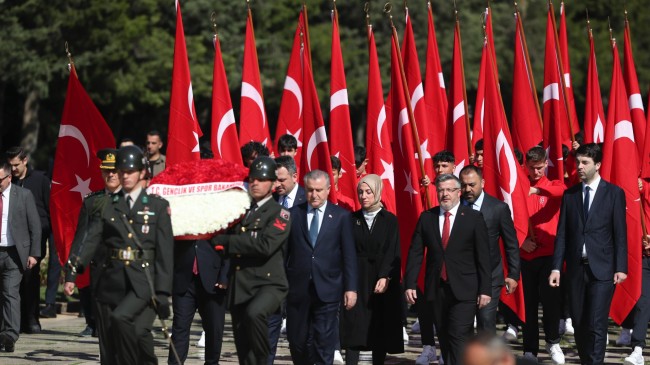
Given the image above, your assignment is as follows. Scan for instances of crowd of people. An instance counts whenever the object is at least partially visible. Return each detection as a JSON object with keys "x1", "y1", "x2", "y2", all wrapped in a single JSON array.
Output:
[{"x1": 0, "y1": 131, "x2": 649, "y2": 365}]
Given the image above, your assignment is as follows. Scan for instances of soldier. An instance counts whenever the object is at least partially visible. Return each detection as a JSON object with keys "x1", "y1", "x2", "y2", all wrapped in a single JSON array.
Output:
[
  {"x1": 64, "y1": 145, "x2": 173, "y2": 365},
  {"x1": 211, "y1": 156, "x2": 291, "y2": 365}
]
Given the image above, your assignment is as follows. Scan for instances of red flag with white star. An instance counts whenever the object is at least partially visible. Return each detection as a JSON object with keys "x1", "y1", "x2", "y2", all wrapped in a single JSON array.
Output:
[
  {"x1": 239, "y1": 9, "x2": 273, "y2": 152},
  {"x1": 402, "y1": 6, "x2": 434, "y2": 206},
  {"x1": 542, "y1": 8, "x2": 566, "y2": 181},
  {"x1": 511, "y1": 11, "x2": 543, "y2": 153},
  {"x1": 389, "y1": 35, "x2": 424, "y2": 282},
  {"x1": 167, "y1": 0, "x2": 203, "y2": 166},
  {"x1": 51, "y1": 65, "x2": 115, "y2": 287},
  {"x1": 472, "y1": 7, "x2": 498, "y2": 148},
  {"x1": 329, "y1": 8, "x2": 358, "y2": 209},
  {"x1": 365, "y1": 24, "x2": 396, "y2": 214},
  {"x1": 482, "y1": 41, "x2": 528, "y2": 323},
  {"x1": 583, "y1": 28, "x2": 606, "y2": 144},
  {"x1": 424, "y1": 3, "x2": 448, "y2": 160},
  {"x1": 447, "y1": 20, "x2": 470, "y2": 175},
  {"x1": 601, "y1": 40, "x2": 642, "y2": 325},
  {"x1": 274, "y1": 10, "x2": 306, "y2": 167},
  {"x1": 211, "y1": 32, "x2": 242, "y2": 164},
  {"x1": 623, "y1": 18, "x2": 646, "y2": 160}
]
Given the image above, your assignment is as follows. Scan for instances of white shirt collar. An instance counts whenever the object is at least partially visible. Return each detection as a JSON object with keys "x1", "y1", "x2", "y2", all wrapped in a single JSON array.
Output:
[
  {"x1": 582, "y1": 175, "x2": 601, "y2": 192},
  {"x1": 2, "y1": 182, "x2": 11, "y2": 197},
  {"x1": 254, "y1": 194, "x2": 274, "y2": 209},
  {"x1": 309, "y1": 201, "x2": 328, "y2": 214},
  {"x1": 285, "y1": 183, "x2": 299, "y2": 204},
  {"x1": 440, "y1": 201, "x2": 461, "y2": 216}
]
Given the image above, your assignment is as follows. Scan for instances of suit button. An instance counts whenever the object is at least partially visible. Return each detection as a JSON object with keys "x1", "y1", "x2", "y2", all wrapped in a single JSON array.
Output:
[
  {"x1": 129, "y1": 220, "x2": 133, "y2": 224},
  {"x1": 111, "y1": 218, "x2": 115, "y2": 221},
  {"x1": 128, "y1": 233, "x2": 133, "y2": 239},
  {"x1": 267, "y1": 273, "x2": 271, "y2": 277},
  {"x1": 236, "y1": 254, "x2": 241, "y2": 258},
  {"x1": 236, "y1": 266, "x2": 240, "y2": 271}
]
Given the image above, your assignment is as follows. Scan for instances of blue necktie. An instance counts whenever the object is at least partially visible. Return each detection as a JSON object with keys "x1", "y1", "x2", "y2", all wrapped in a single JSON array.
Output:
[
  {"x1": 309, "y1": 209, "x2": 319, "y2": 247},
  {"x1": 583, "y1": 186, "x2": 590, "y2": 221},
  {"x1": 282, "y1": 195, "x2": 290, "y2": 208}
]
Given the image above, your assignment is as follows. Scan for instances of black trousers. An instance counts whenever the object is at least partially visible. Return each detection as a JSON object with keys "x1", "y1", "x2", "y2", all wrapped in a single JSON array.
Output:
[
  {"x1": 630, "y1": 256, "x2": 650, "y2": 348},
  {"x1": 416, "y1": 287, "x2": 437, "y2": 347},
  {"x1": 434, "y1": 282, "x2": 476, "y2": 365},
  {"x1": 570, "y1": 262, "x2": 615, "y2": 365},
  {"x1": 96, "y1": 291, "x2": 157, "y2": 365},
  {"x1": 168, "y1": 274, "x2": 226, "y2": 365},
  {"x1": 476, "y1": 281, "x2": 503, "y2": 334},
  {"x1": 521, "y1": 256, "x2": 561, "y2": 355},
  {"x1": 79, "y1": 286, "x2": 96, "y2": 329},
  {"x1": 19, "y1": 230, "x2": 48, "y2": 330},
  {"x1": 231, "y1": 286, "x2": 283, "y2": 365},
  {"x1": 345, "y1": 349, "x2": 387, "y2": 365}
]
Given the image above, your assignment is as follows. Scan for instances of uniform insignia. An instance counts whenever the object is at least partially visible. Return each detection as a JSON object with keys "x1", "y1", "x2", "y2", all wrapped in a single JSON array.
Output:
[
  {"x1": 356, "y1": 219, "x2": 361, "y2": 226},
  {"x1": 113, "y1": 195, "x2": 120, "y2": 202},
  {"x1": 280, "y1": 209, "x2": 290, "y2": 220},
  {"x1": 142, "y1": 224, "x2": 150, "y2": 234},
  {"x1": 273, "y1": 218, "x2": 287, "y2": 231},
  {"x1": 142, "y1": 196, "x2": 149, "y2": 204},
  {"x1": 137, "y1": 209, "x2": 156, "y2": 216}
]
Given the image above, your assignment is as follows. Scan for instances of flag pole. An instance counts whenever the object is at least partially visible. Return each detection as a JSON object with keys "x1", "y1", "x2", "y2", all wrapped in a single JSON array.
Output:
[
  {"x1": 548, "y1": 0, "x2": 576, "y2": 144},
  {"x1": 364, "y1": 2, "x2": 371, "y2": 28},
  {"x1": 385, "y1": 2, "x2": 431, "y2": 209},
  {"x1": 65, "y1": 42, "x2": 77, "y2": 77},
  {"x1": 453, "y1": 1, "x2": 474, "y2": 159},
  {"x1": 303, "y1": 2, "x2": 313, "y2": 68},
  {"x1": 514, "y1": 2, "x2": 543, "y2": 131}
]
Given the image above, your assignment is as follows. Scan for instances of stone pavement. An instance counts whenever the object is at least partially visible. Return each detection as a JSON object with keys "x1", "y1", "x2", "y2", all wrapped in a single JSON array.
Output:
[{"x1": 0, "y1": 311, "x2": 646, "y2": 364}]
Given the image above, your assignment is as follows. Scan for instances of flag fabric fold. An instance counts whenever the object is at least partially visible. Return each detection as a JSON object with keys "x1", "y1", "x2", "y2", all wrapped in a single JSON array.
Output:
[
  {"x1": 600, "y1": 40, "x2": 642, "y2": 325},
  {"x1": 623, "y1": 19, "x2": 646, "y2": 160},
  {"x1": 167, "y1": 0, "x2": 203, "y2": 166},
  {"x1": 583, "y1": 29, "x2": 606, "y2": 144},
  {"x1": 424, "y1": 3, "x2": 448, "y2": 159},
  {"x1": 558, "y1": 2, "x2": 580, "y2": 137},
  {"x1": 447, "y1": 20, "x2": 470, "y2": 176}
]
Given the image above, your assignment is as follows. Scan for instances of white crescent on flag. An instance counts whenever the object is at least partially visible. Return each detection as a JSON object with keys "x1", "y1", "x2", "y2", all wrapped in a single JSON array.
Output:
[
  {"x1": 217, "y1": 109, "x2": 236, "y2": 156},
  {"x1": 58, "y1": 124, "x2": 90, "y2": 166},
  {"x1": 496, "y1": 130, "x2": 517, "y2": 195},
  {"x1": 594, "y1": 115, "x2": 605, "y2": 143},
  {"x1": 306, "y1": 126, "x2": 328, "y2": 171},
  {"x1": 330, "y1": 89, "x2": 349, "y2": 112},
  {"x1": 284, "y1": 76, "x2": 303, "y2": 118},
  {"x1": 614, "y1": 120, "x2": 635, "y2": 143},
  {"x1": 241, "y1": 82, "x2": 267, "y2": 127},
  {"x1": 188, "y1": 83, "x2": 195, "y2": 121},
  {"x1": 543, "y1": 83, "x2": 560, "y2": 103},
  {"x1": 376, "y1": 105, "x2": 386, "y2": 148},
  {"x1": 397, "y1": 108, "x2": 409, "y2": 156},
  {"x1": 410, "y1": 83, "x2": 424, "y2": 112}
]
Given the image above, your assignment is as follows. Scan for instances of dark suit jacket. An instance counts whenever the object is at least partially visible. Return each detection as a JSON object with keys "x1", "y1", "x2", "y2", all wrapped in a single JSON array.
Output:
[
  {"x1": 12, "y1": 166, "x2": 50, "y2": 231},
  {"x1": 7, "y1": 184, "x2": 42, "y2": 270},
  {"x1": 405, "y1": 205, "x2": 491, "y2": 301},
  {"x1": 474, "y1": 193, "x2": 521, "y2": 284},
  {"x1": 173, "y1": 239, "x2": 229, "y2": 296},
  {"x1": 553, "y1": 179, "x2": 627, "y2": 281},
  {"x1": 286, "y1": 202, "x2": 358, "y2": 303},
  {"x1": 273, "y1": 185, "x2": 306, "y2": 208}
]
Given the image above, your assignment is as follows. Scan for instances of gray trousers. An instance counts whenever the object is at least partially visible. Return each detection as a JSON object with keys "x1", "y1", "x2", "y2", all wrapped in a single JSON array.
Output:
[{"x1": 0, "y1": 247, "x2": 22, "y2": 342}]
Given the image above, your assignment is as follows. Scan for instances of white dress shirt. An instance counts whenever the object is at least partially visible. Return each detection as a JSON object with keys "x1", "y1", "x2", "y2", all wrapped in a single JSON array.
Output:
[
  {"x1": 439, "y1": 202, "x2": 461, "y2": 237},
  {"x1": 0, "y1": 183, "x2": 12, "y2": 247},
  {"x1": 279, "y1": 184, "x2": 299, "y2": 209},
  {"x1": 466, "y1": 192, "x2": 485, "y2": 212},
  {"x1": 307, "y1": 201, "x2": 328, "y2": 233}
]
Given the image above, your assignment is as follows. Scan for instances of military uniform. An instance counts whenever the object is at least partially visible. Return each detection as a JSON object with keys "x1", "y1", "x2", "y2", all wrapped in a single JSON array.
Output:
[
  {"x1": 212, "y1": 156, "x2": 291, "y2": 365},
  {"x1": 67, "y1": 146, "x2": 173, "y2": 365}
]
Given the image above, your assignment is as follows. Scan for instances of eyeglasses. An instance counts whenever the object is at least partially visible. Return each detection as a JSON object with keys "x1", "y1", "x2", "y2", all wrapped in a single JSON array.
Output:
[
  {"x1": 0, "y1": 175, "x2": 10, "y2": 181},
  {"x1": 436, "y1": 188, "x2": 460, "y2": 194}
]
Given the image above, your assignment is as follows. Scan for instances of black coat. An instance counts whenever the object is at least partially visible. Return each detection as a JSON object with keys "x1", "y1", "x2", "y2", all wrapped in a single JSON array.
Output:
[
  {"x1": 339, "y1": 209, "x2": 404, "y2": 354},
  {"x1": 12, "y1": 166, "x2": 50, "y2": 231}
]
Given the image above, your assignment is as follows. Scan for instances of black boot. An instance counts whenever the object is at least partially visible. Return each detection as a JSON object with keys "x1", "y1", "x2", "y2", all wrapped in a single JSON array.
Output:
[{"x1": 39, "y1": 303, "x2": 57, "y2": 318}]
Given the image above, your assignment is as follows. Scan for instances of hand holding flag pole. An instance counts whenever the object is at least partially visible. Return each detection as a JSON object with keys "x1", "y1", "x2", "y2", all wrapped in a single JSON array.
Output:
[{"x1": 384, "y1": 2, "x2": 431, "y2": 209}]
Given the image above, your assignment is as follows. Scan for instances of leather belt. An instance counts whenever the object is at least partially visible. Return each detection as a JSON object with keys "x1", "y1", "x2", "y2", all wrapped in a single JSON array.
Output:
[
  {"x1": 110, "y1": 248, "x2": 155, "y2": 261},
  {"x1": 580, "y1": 257, "x2": 589, "y2": 265}
]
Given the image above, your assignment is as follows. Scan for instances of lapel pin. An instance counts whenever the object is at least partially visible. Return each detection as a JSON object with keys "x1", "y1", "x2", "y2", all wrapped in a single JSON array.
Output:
[
  {"x1": 328, "y1": 214, "x2": 332, "y2": 218},
  {"x1": 356, "y1": 219, "x2": 361, "y2": 225}
]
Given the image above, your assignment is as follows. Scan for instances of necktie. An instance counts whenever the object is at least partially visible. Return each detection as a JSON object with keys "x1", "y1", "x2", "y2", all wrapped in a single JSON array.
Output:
[
  {"x1": 246, "y1": 202, "x2": 258, "y2": 222},
  {"x1": 583, "y1": 186, "x2": 591, "y2": 221},
  {"x1": 192, "y1": 256, "x2": 199, "y2": 275},
  {"x1": 309, "y1": 208, "x2": 319, "y2": 247},
  {"x1": 441, "y1": 211, "x2": 451, "y2": 281},
  {"x1": 0, "y1": 192, "x2": 4, "y2": 243},
  {"x1": 282, "y1": 195, "x2": 290, "y2": 208},
  {"x1": 126, "y1": 195, "x2": 133, "y2": 210}
]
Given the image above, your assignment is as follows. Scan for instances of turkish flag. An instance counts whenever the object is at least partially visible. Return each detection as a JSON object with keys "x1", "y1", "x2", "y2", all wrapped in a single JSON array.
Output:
[
  {"x1": 329, "y1": 10, "x2": 358, "y2": 209},
  {"x1": 365, "y1": 24, "x2": 396, "y2": 214},
  {"x1": 511, "y1": 12, "x2": 543, "y2": 154},
  {"x1": 51, "y1": 66, "x2": 115, "y2": 288},
  {"x1": 600, "y1": 41, "x2": 642, "y2": 325},
  {"x1": 557, "y1": 2, "x2": 580, "y2": 137},
  {"x1": 300, "y1": 26, "x2": 337, "y2": 204},
  {"x1": 389, "y1": 35, "x2": 424, "y2": 283},
  {"x1": 402, "y1": 8, "x2": 433, "y2": 208},
  {"x1": 623, "y1": 20, "x2": 646, "y2": 160},
  {"x1": 423, "y1": 3, "x2": 448, "y2": 160},
  {"x1": 583, "y1": 30, "x2": 606, "y2": 144},
  {"x1": 167, "y1": 0, "x2": 202, "y2": 167},
  {"x1": 472, "y1": 7, "x2": 499, "y2": 148},
  {"x1": 542, "y1": 9, "x2": 567, "y2": 181},
  {"x1": 481, "y1": 43, "x2": 528, "y2": 323},
  {"x1": 239, "y1": 10, "x2": 273, "y2": 152},
  {"x1": 274, "y1": 10, "x2": 306, "y2": 168},
  {"x1": 446, "y1": 21, "x2": 470, "y2": 175},
  {"x1": 211, "y1": 33, "x2": 242, "y2": 165},
  {"x1": 644, "y1": 83, "x2": 650, "y2": 178}
]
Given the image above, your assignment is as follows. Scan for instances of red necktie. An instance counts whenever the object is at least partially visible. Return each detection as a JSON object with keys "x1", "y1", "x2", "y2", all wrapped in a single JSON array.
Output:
[
  {"x1": 192, "y1": 256, "x2": 199, "y2": 275},
  {"x1": 441, "y1": 211, "x2": 451, "y2": 281}
]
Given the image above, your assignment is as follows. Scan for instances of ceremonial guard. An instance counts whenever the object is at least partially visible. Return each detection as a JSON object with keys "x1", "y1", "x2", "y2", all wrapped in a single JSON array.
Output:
[
  {"x1": 64, "y1": 145, "x2": 173, "y2": 365},
  {"x1": 211, "y1": 156, "x2": 291, "y2": 365}
]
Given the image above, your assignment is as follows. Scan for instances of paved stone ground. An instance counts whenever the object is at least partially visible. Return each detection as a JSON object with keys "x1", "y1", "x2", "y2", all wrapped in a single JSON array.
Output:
[{"x1": 0, "y1": 310, "x2": 646, "y2": 364}]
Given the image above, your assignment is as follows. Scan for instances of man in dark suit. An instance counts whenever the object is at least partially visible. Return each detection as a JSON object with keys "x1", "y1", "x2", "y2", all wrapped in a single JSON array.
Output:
[
  {"x1": 167, "y1": 239, "x2": 228, "y2": 365},
  {"x1": 459, "y1": 165, "x2": 520, "y2": 333},
  {"x1": 286, "y1": 169, "x2": 358, "y2": 365},
  {"x1": 0, "y1": 162, "x2": 42, "y2": 352},
  {"x1": 64, "y1": 145, "x2": 174, "y2": 365},
  {"x1": 405, "y1": 173, "x2": 491, "y2": 365},
  {"x1": 550, "y1": 143, "x2": 628, "y2": 364},
  {"x1": 211, "y1": 156, "x2": 291, "y2": 365}
]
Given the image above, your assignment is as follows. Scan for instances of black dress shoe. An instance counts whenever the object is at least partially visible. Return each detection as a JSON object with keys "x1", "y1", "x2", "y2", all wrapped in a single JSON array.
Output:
[
  {"x1": 78, "y1": 326, "x2": 93, "y2": 337},
  {"x1": 39, "y1": 303, "x2": 57, "y2": 318},
  {"x1": 0, "y1": 333, "x2": 14, "y2": 353},
  {"x1": 24, "y1": 324, "x2": 41, "y2": 334}
]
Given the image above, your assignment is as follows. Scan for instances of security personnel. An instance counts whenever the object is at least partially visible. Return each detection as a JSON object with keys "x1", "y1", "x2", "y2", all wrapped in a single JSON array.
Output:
[
  {"x1": 64, "y1": 145, "x2": 173, "y2": 365},
  {"x1": 64, "y1": 149, "x2": 120, "y2": 353},
  {"x1": 211, "y1": 156, "x2": 291, "y2": 365}
]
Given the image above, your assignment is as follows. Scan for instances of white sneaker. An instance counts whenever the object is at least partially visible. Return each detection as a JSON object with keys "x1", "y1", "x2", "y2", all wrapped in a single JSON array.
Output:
[
  {"x1": 403, "y1": 326, "x2": 409, "y2": 342},
  {"x1": 196, "y1": 331, "x2": 205, "y2": 348},
  {"x1": 333, "y1": 350, "x2": 344, "y2": 365},
  {"x1": 617, "y1": 328, "x2": 633, "y2": 346},
  {"x1": 564, "y1": 318, "x2": 574, "y2": 335},
  {"x1": 523, "y1": 352, "x2": 538, "y2": 363},
  {"x1": 415, "y1": 345, "x2": 437, "y2": 365},
  {"x1": 545, "y1": 343, "x2": 565, "y2": 365},
  {"x1": 624, "y1": 346, "x2": 644, "y2": 365},
  {"x1": 280, "y1": 318, "x2": 287, "y2": 334},
  {"x1": 503, "y1": 324, "x2": 518, "y2": 343},
  {"x1": 411, "y1": 319, "x2": 421, "y2": 334}
]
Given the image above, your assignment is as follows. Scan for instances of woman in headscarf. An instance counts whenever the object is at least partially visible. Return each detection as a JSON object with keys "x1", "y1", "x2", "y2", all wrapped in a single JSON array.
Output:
[{"x1": 340, "y1": 174, "x2": 404, "y2": 364}]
